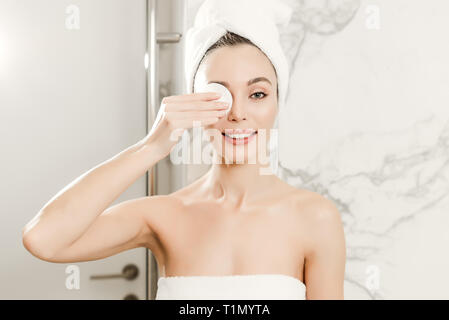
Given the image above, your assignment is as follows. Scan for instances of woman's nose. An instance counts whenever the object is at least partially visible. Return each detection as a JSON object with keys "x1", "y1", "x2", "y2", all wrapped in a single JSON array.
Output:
[{"x1": 227, "y1": 100, "x2": 247, "y2": 121}]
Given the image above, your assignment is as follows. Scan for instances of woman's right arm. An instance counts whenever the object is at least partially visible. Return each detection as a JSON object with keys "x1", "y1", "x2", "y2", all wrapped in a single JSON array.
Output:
[
  {"x1": 22, "y1": 92, "x2": 228, "y2": 263},
  {"x1": 21, "y1": 139, "x2": 166, "y2": 263}
]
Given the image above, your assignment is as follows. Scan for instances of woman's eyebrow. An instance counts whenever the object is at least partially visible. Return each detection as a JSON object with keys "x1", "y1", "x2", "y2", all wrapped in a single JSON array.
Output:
[
  {"x1": 208, "y1": 77, "x2": 272, "y2": 88},
  {"x1": 247, "y1": 77, "x2": 272, "y2": 86}
]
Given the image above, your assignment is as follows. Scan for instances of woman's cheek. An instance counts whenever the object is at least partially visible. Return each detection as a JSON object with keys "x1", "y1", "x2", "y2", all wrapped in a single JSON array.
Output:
[{"x1": 254, "y1": 104, "x2": 277, "y2": 126}]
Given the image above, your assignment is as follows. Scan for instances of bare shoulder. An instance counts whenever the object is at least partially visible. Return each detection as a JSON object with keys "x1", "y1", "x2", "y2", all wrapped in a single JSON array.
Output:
[
  {"x1": 292, "y1": 190, "x2": 345, "y2": 258},
  {"x1": 136, "y1": 194, "x2": 184, "y2": 247},
  {"x1": 300, "y1": 192, "x2": 342, "y2": 224},
  {"x1": 128, "y1": 194, "x2": 184, "y2": 239},
  {"x1": 139, "y1": 194, "x2": 185, "y2": 219},
  {"x1": 277, "y1": 181, "x2": 344, "y2": 244},
  {"x1": 276, "y1": 177, "x2": 340, "y2": 221},
  {"x1": 271, "y1": 178, "x2": 320, "y2": 210},
  {"x1": 139, "y1": 175, "x2": 210, "y2": 224}
]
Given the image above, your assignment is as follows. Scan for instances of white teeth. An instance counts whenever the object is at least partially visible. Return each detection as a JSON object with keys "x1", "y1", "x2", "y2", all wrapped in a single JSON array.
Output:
[{"x1": 224, "y1": 132, "x2": 256, "y2": 139}]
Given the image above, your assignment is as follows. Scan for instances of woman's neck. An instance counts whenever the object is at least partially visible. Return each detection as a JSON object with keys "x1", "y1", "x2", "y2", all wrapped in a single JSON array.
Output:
[{"x1": 202, "y1": 161, "x2": 278, "y2": 208}]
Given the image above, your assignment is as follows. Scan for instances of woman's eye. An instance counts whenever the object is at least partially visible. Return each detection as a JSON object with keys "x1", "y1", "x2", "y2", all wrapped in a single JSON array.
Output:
[{"x1": 251, "y1": 92, "x2": 267, "y2": 99}]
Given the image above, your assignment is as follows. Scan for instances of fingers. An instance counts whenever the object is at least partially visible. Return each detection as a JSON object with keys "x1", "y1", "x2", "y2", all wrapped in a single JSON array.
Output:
[
  {"x1": 164, "y1": 109, "x2": 226, "y2": 130},
  {"x1": 176, "y1": 117, "x2": 220, "y2": 128},
  {"x1": 162, "y1": 92, "x2": 222, "y2": 104},
  {"x1": 159, "y1": 93, "x2": 229, "y2": 132},
  {"x1": 166, "y1": 100, "x2": 229, "y2": 112},
  {"x1": 166, "y1": 110, "x2": 227, "y2": 120}
]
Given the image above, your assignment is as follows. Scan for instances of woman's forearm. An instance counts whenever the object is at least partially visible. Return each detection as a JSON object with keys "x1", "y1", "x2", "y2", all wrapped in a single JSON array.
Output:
[{"x1": 22, "y1": 139, "x2": 164, "y2": 258}]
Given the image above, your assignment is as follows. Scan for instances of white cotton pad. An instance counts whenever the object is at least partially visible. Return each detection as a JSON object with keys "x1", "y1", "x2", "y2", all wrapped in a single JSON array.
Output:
[{"x1": 197, "y1": 82, "x2": 233, "y2": 114}]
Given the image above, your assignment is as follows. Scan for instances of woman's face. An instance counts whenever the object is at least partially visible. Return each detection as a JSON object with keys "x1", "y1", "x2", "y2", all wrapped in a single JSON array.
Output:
[{"x1": 194, "y1": 44, "x2": 278, "y2": 164}]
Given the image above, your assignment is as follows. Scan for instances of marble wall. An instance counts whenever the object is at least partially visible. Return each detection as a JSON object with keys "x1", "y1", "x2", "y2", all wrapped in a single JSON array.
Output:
[{"x1": 184, "y1": 0, "x2": 449, "y2": 299}]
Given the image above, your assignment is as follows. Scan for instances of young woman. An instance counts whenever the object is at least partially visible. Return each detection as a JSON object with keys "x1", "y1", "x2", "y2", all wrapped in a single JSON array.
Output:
[{"x1": 22, "y1": 31, "x2": 346, "y2": 300}]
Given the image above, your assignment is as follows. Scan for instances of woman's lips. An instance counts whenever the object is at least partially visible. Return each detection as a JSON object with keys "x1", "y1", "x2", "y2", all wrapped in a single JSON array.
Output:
[{"x1": 222, "y1": 131, "x2": 257, "y2": 145}]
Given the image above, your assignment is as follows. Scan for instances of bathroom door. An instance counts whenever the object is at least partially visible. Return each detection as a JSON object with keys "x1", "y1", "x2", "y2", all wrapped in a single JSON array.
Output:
[{"x1": 0, "y1": 0, "x2": 148, "y2": 299}]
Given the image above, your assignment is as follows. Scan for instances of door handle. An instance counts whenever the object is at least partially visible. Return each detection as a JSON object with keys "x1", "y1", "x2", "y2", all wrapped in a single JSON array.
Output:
[
  {"x1": 90, "y1": 264, "x2": 139, "y2": 281},
  {"x1": 157, "y1": 32, "x2": 182, "y2": 43}
]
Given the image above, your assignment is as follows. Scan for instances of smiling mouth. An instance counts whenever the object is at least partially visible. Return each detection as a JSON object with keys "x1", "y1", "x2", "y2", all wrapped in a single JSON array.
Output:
[
  {"x1": 221, "y1": 130, "x2": 258, "y2": 146},
  {"x1": 221, "y1": 130, "x2": 258, "y2": 139}
]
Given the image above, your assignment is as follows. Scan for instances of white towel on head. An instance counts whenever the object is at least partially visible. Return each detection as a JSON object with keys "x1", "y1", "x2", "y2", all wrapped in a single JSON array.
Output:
[{"x1": 184, "y1": 0, "x2": 293, "y2": 110}]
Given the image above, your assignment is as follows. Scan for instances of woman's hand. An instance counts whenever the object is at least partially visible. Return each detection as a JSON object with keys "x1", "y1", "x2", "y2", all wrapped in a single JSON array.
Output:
[{"x1": 142, "y1": 92, "x2": 229, "y2": 158}]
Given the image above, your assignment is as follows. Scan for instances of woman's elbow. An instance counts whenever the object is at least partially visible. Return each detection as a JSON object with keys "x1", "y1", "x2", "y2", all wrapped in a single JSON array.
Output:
[{"x1": 22, "y1": 228, "x2": 57, "y2": 262}]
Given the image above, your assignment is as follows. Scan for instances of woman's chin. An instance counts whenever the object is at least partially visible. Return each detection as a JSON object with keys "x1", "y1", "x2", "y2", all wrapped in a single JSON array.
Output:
[{"x1": 216, "y1": 151, "x2": 259, "y2": 165}]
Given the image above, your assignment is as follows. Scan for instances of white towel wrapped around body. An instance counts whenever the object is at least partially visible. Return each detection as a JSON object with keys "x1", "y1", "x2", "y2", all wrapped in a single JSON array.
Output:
[{"x1": 156, "y1": 274, "x2": 306, "y2": 300}]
